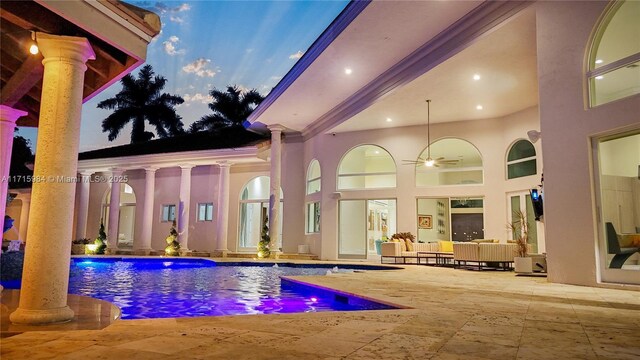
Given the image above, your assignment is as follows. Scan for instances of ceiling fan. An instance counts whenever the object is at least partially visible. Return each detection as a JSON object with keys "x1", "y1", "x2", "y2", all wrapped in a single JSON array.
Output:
[{"x1": 402, "y1": 100, "x2": 460, "y2": 168}]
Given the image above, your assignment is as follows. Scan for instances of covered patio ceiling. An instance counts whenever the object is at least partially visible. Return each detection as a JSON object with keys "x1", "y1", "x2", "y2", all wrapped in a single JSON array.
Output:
[
  {"x1": 332, "y1": 8, "x2": 538, "y2": 133},
  {"x1": 247, "y1": 1, "x2": 534, "y2": 137},
  {"x1": 0, "y1": 0, "x2": 160, "y2": 127}
]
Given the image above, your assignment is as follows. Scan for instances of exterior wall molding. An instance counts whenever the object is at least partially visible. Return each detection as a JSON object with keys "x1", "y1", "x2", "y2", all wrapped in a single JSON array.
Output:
[
  {"x1": 301, "y1": 1, "x2": 533, "y2": 140},
  {"x1": 77, "y1": 146, "x2": 263, "y2": 172}
]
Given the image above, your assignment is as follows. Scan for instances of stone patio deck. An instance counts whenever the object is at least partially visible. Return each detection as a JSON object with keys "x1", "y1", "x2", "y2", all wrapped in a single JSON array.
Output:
[{"x1": 1, "y1": 261, "x2": 639, "y2": 359}]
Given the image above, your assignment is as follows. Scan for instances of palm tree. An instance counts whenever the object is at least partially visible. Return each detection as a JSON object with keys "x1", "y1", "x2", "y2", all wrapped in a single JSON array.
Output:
[
  {"x1": 189, "y1": 86, "x2": 264, "y2": 132},
  {"x1": 98, "y1": 64, "x2": 185, "y2": 143}
]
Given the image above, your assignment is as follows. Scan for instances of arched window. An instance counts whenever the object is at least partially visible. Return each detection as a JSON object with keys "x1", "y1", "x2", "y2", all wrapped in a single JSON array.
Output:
[
  {"x1": 588, "y1": 0, "x2": 640, "y2": 106},
  {"x1": 239, "y1": 176, "x2": 283, "y2": 250},
  {"x1": 507, "y1": 139, "x2": 537, "y2": 179},
  {"x1": 306, "y1": 159, "x2": 321, "y2": 194},
  {"x1": 337, "y1": 145, "x2": 396, "y2": 190},
  {"x1": 415, "y1": 138, "x2": 483, "y2": 186}
]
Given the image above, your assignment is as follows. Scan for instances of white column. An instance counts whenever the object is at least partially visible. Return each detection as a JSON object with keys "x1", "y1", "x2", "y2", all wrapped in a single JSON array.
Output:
[
  {"x1": 215, "y1": 161, "x2": 231, "y2": 256},
  {"x1": 268, "y1": 125, "x2": 285, "y2": 254},
  {"x1": 0, "y1": 106, "x2": 27, "y2": 225},
  {"x1": 137, "y1": 167, "x2": 157, "y2": 254},
  {"x1": 107, "y1": 169, "x2": 123, "y2": 251},
  {"x1": 17, "y1": 194, "x2": 31, "y2": 242},
  {"x1": 75, "y1": 171, "x2": 92, "y2": 239},
  {"x1": 178, "y1": 165, "x2": 193, "y2": 252},
  {"x1": 10, "y1": 33, "x2": 95, "y2": 325}
]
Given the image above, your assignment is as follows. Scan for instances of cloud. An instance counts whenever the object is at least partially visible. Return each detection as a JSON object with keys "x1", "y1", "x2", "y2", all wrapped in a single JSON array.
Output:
[
  {"x1": 151, "y1": 2, "x2": 191, "y2": 14},
  {"x1": 169, "y1": 16, "x2": 184, "y2": 23},
  {"x1": 258, "y1": 85, "x2": 273, "y2": 96},
  {"x1": 182, "y1": 58, "x2": 218, "y2": 77},
  {"x1": 183, "y1": 93, "x2": 213, "y2": 104},
  {"x1": 162, "y1": 36, "x2": 184, "y2": 55},
  {"x1": 289, "y1": 50, "x2": 304, "y2": 60},
  {"x1": 245, "y1": 48, "x2": 254, "y2": 54},
  {"x1": 270, "y1": 76, "x2": 283, "y2": 81}
]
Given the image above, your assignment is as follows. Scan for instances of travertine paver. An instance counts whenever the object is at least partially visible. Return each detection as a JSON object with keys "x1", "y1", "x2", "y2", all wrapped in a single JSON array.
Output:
[{"x1": 1, "y1": 261, "x2": 639, "y2": 359}]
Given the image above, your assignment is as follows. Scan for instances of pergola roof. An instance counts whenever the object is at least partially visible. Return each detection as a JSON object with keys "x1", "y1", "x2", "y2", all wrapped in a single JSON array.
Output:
[{"x1": 0, "y1": 0, "x2": 160, "y2": 127}]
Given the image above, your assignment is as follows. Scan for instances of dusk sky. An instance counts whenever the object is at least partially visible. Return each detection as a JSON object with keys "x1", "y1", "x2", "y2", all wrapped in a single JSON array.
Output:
[{"x1": 19, "y1": 1, "x2": 348, "y2": 152}]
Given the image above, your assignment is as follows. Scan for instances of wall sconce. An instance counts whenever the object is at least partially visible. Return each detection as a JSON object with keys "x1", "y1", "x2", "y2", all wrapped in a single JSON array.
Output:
[
  {"x1": 527, "y1": 130, "x2": 541, "y2": 143},
  {"x1": 29, "y1": 31, "x2": 39, "y2": 55}
]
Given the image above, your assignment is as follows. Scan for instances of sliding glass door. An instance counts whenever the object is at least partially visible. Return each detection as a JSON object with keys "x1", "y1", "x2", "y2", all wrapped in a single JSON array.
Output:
[{"x1": 338, "y1": 199, "x2": 396, "y2": 259}]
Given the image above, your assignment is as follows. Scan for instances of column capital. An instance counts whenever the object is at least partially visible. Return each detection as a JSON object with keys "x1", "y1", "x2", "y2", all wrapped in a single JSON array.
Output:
[
  {"x1": 0, "y1": 105, "x2": 28, "y2": 124},
  {"x1": 179, "y1": 164, "x2": 195, "y2": 170},
  {"x1": 217, "y1": 161, "x2": 232, "y2": 168},
  {"x1": 78, "y1": 170, "x2": 93, "y2": 177},
  {"x1": 267, "y1": 124, "x2": 287, "y2": 133},
  {"x1": 109, "y1": 168, "x2": 124, "y2": 178},
  {"x1": 36, "y1": 33, "x2": 96, "y2": 65},
  {"x1": 143, "y1": 166, "x2": 159, "y2": 173}
]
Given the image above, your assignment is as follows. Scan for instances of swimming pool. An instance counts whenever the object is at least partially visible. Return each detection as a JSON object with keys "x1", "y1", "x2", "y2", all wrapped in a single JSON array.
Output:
[{"x1": 2, "y1": 258, "x2": 397, "y2": 319}]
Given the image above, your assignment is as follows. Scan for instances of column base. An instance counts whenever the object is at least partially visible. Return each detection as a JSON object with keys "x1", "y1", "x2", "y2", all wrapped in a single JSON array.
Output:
[
  {"x1": 105, "y1": 247, "x2": 119, "y2": 255},
  {"x1": 179, "y1": 248, "x2": 191, "y2": 256},
  {"x1": 132, "y1": 249, "x2": 153, "y2": 256},
  {"x1": 10, "y1": 305, "x2": 74, "y2": 325},
  {"x1": 269, "y1": 251, "x2": 281, "y2": 259},
  {"x1": 212, "y1": 250, "x2": 229, "y2": 258}
]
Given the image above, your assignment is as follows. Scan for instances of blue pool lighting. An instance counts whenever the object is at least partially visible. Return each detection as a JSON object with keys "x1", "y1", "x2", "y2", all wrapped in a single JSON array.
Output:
[{"x1": 1, "y1": 257, "x2": 397, "y2": 319}]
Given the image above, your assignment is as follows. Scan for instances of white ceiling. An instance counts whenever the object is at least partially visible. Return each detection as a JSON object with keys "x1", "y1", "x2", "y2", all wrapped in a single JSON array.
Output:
[
  {"x1": 332, "y1": 8, "x2": 539, "y2": 133},
  {"x1": 252, "y1": 0, "x2": 483, "y2": 131}
]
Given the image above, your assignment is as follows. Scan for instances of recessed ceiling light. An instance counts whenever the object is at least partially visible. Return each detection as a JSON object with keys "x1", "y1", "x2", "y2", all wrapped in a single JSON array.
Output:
[
  {"x1": 473, "y1": 74, "x2": 481, "y2": 81},
  {"x1": 386, "y1": 117, "x2": 392, "y2": 122},
  {"x1": 595, "y1": 59, "x2": 603, "y2": 64},
  {"x1": 595, "y1": 75, "x2": 604, "y2": 80},
  {"x1": 344, "y1": 68, "x2": 352, "y2": 75},
  {"x1": 476, "y1": 105, "x2": 483, "y2": 110},
  {"x1": 374, "y1": 150, "x2": 380, "y2": 154}
]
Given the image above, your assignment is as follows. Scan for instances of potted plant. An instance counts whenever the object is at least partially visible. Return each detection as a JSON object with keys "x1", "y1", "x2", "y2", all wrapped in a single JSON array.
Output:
[
  {"x1": 257, "y1": 215, "x2": 270, "y2": 258},
  {"x1": 86, "y1": 220, "x2": 108, "y2": 255},
  {"x1": 71, "y1": 238, "x2": 91, "y2": 255},
  {"x1": 507, "y1": 210, "x2": 532, "y2": 273},
  {"x1": 164, "y1": 220, "x2": 180, "y2": 256}
]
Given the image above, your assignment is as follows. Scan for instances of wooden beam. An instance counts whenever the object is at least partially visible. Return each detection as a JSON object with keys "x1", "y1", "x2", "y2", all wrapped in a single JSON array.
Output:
[{"x1": 0, "y1": 53, "x2": 43, "y2": 106}]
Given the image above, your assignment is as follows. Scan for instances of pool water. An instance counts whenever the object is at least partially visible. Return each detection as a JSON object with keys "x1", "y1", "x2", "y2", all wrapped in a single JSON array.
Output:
[{"x1": 4, "y1": 258, "x2": 396, "y2": 319}]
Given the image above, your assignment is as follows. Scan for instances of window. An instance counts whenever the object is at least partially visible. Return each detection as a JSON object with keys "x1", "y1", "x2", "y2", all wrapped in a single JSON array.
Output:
[
  {"x1": 588, "y1": 0, "x2": 640, "y2": 106},
  {"x1": 507, "y1": 139, "x2": 537, "y2": 179},
  {"x1": 415, "y1": 138, "x2": 483, "y2": 186},
  {"x1": 161, "y1": 204, "x2": 176, "y2": 222},
  {"x1": 306, "y1": 159, "x2": 321, "y2": 194},
  {"x1": 197, "y1": 203, "x2": 214, "y2": 221},
  {"x1": 337, "y1": 145, "x2": 396, "y2": 190},
  {"x1": 306, "y1": 202, "x2": 320, "y2": 233}
]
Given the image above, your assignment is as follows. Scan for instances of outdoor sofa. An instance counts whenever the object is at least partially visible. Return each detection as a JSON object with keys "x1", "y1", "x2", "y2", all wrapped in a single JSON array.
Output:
[
  {"x1": 380, "y1": 240, "x2": 451, "y2": 265},
  {"x1": 381, "y1": 240, "x2": 525, "y2": 270},
  {"x1": 452, "y1": 242, "x2": 526, "y2": 270}
]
